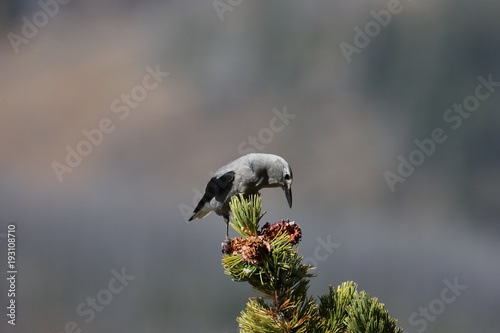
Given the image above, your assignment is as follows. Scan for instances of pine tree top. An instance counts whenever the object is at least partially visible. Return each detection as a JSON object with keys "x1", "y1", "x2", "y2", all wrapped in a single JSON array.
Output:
[{"x1": 220, "y1": 194, "x2": 402, "y2": 333}]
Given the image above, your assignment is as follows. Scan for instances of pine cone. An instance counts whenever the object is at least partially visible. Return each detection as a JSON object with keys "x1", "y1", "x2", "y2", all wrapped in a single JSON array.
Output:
[
  {"x1": 225, "y1": 236, "x2": 272, "y2": 265},
  {"x1": 260, "y1": 220, "x2": 302, "y2": 245}
]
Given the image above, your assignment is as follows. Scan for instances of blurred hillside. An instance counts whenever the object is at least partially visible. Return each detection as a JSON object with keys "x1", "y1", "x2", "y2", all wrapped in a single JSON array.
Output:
[{"x1": 0, "y1": 1, "x2": 499, "y2": 333}]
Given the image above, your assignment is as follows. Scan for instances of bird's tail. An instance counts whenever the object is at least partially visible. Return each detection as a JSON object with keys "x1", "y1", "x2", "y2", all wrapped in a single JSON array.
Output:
[
  {"x1": 188, "y1": 196, "x2": 212, "y2": 221},
  {"x1": 189, "y1": 208, "x2": 211, "y2": 221}
]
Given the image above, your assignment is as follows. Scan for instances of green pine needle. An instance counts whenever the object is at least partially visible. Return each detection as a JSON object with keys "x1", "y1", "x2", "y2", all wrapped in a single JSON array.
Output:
[{"x1": 229, "y1": 194, "x2": 266, "y2": 237}]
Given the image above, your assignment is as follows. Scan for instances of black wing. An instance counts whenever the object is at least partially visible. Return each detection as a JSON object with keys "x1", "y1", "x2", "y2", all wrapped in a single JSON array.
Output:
[{"x1": 189, "y1": 171, "x2": 235, "y2": 220}]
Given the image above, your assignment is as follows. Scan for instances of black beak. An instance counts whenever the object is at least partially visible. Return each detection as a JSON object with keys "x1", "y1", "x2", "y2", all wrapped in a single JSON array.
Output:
[{"x1": 283, "y1": 185, "x2": 292, "y2": 208}]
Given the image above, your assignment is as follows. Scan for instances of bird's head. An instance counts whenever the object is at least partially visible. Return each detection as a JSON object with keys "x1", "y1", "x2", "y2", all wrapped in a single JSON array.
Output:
[
  {"x1": 248, "y1": 153, "x2": 293, "y2": 208},
  {"x1": 265, "y1": 154, "x2": 293, "y2": 208}
]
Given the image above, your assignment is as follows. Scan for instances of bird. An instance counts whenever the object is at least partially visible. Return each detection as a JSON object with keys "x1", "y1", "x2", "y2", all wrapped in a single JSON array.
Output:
[{"x1": 189, "y1": 153, "x2": 293, "y2": 239}]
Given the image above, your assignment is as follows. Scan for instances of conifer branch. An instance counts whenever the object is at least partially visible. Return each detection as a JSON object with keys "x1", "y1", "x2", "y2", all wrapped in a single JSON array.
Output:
[
  {"x1": 220, "y1": 195, "x2": 402, "y2": 333},
  {"x1": 229, "y1": 194, "x2": 265, "y2": 237}
]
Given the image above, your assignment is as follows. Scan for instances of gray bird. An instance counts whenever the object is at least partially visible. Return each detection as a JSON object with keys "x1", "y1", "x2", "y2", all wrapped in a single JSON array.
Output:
[{"x1": 189, "y1": 153, "x2": 293, "y2": 238}]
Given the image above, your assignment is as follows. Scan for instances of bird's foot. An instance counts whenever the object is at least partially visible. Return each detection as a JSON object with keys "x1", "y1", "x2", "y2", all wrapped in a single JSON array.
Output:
[{"x1": 221, "y1": 237, "x2": 232, "y2": 254}]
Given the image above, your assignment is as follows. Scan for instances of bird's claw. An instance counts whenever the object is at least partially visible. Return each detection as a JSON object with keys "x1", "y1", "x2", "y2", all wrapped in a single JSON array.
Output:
[{"x1": 221, "y1": 237, "x2": 232, "y2": 254}]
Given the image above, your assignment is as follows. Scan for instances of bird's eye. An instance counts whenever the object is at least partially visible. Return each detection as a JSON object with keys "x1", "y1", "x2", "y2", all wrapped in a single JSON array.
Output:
[{"x1": 284, "y1": 174, "x2": 291, "y2": 180}]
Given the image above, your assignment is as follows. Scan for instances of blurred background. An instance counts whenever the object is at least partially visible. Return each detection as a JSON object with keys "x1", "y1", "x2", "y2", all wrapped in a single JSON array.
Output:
[{"x1": 0, "y1": 0, "x2": 499, "y2": 332}]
